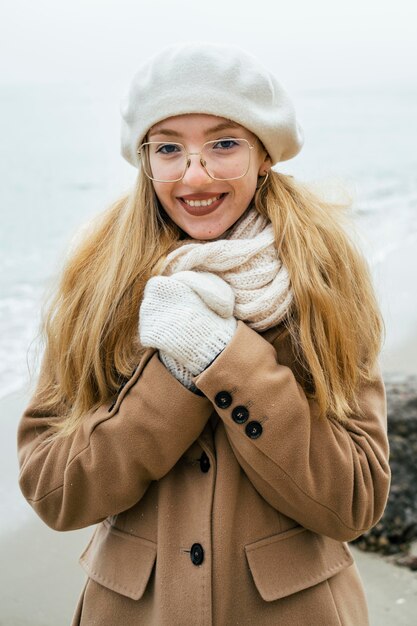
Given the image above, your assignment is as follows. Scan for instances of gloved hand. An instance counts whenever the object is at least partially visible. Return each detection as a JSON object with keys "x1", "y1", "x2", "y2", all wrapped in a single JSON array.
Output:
[{"x1": 139, "y1": 271, "x2": 237, "y2": 386}]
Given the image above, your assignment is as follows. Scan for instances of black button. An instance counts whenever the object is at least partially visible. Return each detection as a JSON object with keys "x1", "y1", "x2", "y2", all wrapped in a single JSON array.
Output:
[
  {"x1": 199, "y1": 452, "x2": 210, "y2": 473},
  {"x1": 190, "y1": 543, "x2": 204, "y2": 565},
  {"x1": 215, "y1": 391, "x2": 232, "y2": 409},
  {"x1": 231, "y1": 405, "x2": 249, "y2": 424},
  {"x1": 245, "y1": 421, "x2": 263, "y2": 439}
]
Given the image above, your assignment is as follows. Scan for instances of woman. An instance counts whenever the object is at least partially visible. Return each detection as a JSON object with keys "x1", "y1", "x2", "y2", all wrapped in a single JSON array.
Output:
[{"x1": 17, "y1": 42, "x2": 390, "y2": 625}]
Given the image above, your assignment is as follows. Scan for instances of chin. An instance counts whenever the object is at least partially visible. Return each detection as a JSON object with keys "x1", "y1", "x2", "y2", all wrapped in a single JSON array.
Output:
[
  {"x1": 187, "y1": 228, "x2": 227, "y2": 241},
  {"x1": 179, "y1": 221, "x2": 228, "y2": 241}
]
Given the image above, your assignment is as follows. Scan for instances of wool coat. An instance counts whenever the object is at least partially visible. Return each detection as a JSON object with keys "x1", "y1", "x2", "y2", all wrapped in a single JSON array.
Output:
[{"x1": 17, "y1": 320, "x2": 391, "y2": 626}]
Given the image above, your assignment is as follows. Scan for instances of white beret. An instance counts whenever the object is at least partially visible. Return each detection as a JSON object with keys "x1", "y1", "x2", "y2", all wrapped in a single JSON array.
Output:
[{"x1": 120, "y1": 41, "x2": 304, "y2": 168}]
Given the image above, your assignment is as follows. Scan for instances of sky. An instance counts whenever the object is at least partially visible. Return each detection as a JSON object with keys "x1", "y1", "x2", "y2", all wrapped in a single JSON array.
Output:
[{"x1": 1, "y1": 0, "x2": 417, "y2": 93}]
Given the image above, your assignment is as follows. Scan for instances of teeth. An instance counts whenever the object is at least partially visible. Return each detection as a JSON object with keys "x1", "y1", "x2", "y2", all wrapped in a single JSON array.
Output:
[{"x1": 183, "y1": 194, "x2": 222, "y2": 207}]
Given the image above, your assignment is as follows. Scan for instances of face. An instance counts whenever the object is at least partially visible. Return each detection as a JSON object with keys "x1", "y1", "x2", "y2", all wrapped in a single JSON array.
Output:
[{"x1": 146, "y1": 114, "x2": 271, "y2": 240}]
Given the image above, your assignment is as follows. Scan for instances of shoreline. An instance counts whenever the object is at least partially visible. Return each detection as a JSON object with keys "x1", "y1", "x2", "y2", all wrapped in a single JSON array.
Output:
[{"x1": 373, "y1": 235, "x2": 417, "y2": 379}]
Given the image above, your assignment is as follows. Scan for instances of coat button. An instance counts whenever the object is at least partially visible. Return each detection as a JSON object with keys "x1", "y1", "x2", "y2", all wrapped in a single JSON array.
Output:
[
  {"x1": 231, "y1": 405, "x2": 249, "y2": 424},
  {"x1": 214, "y1": 391, "x2": 232, "y2": 409},
  {"x1": 190, "y1": 543, "x2": 204, "y2": 565},
  {"x1": 245, "y1": 421, "x2": 263, "y2": 439},
  {"x1": 199, "y1": 452, "x2": 210, "y2": 473}
]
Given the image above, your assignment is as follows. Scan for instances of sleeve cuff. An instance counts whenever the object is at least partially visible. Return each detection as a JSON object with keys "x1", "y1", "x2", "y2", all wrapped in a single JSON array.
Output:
[{"x1": 191, "y1": 320, "x2": 278, "y2": 398}]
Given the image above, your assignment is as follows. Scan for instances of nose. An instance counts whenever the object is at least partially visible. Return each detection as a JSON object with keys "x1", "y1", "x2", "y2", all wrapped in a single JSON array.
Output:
[{"x1": 181, "y1": 154, "x2": 212, "y2": 185}]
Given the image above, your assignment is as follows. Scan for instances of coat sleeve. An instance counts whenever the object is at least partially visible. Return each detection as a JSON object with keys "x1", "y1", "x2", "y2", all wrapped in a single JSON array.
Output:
[
  {"x1": 17, "y1": 348, "x2": 213, "y2": 531},
  {"x1": 192, "y1": 320, "x2": 391, "y2": 542}
]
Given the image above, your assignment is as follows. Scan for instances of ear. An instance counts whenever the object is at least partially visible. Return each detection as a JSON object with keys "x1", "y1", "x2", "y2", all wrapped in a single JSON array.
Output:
[{"x1": 258, "y1": 152, "x2": 272, "y2": 176}]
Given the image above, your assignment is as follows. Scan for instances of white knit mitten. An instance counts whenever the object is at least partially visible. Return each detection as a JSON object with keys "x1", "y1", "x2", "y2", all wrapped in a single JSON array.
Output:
[
  {"x1": 158, "y1": 353, "x2": 200, "y2": 393},
  {"x1": 139, "y1": 271, "x2": 237, "y2": 384}
]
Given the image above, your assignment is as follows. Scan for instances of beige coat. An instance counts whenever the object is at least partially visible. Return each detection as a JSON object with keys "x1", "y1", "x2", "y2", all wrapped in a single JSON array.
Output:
[{"x1": 17, "y1": 321, "x2": 390, "y2": 625}]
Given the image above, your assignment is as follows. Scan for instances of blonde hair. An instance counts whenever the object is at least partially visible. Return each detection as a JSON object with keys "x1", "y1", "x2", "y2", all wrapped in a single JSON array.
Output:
[{"x1": 31, "y1": 169, "x2": 384, "y2": 439}]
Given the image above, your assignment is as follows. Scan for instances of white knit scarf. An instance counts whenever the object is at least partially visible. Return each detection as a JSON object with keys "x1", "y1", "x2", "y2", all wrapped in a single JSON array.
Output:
[{"x1": 158, "y1": 206, "x2": 293, "y2": 331}]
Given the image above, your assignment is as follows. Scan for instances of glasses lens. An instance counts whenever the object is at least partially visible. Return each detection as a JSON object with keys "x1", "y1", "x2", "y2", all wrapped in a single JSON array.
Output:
[
  {"x1": 201, "y1": 139, "x2": 250, "y2": 180},
  {"x1": 141, "y1": 142, "x2": 187, "y2": 182}
]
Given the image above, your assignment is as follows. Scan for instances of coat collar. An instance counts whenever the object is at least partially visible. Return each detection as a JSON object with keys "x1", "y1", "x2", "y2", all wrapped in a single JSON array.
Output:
[{"x1": 258, "y1": 323, "x2": 286, "y2": 345}]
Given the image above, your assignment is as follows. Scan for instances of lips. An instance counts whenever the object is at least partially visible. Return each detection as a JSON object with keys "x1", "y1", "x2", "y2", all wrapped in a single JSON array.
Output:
[
  {"x1": 180, "y1": 192, "x2": 225, "y2": 201},
  {"x1": 178, "y1": 193, "x2": 227, "y2": 216}
]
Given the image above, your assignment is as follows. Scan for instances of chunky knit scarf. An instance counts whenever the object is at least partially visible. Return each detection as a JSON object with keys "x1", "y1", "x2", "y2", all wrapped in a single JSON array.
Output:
[{"x1": 157, "y1": 206, "x2": 293, "y2": 331}]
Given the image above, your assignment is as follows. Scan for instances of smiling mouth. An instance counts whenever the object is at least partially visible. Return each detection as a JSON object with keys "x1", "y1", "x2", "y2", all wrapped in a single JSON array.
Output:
[
  {"x1": 180, "y1": 193, "x2": 225, "y2": 207},
  {"x1": 178, "y1": 193, "x2": 228, "y2": 216}
]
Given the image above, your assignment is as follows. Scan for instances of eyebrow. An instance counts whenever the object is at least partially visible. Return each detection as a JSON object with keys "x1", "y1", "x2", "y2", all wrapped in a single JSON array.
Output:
[{"x1": 148, "y1": 120, "x2": 242, "y2": 138}]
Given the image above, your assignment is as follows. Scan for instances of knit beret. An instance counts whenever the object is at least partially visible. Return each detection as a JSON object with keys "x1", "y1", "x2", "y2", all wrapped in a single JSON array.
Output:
[{"x1": 120, "y1": 41, "x2": 304, "y2": 168}]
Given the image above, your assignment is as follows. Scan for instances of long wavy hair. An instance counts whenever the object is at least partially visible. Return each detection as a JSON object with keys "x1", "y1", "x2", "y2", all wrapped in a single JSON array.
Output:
[{"x1": 31, "y1": 168, "x2": 384, "y2": 438}]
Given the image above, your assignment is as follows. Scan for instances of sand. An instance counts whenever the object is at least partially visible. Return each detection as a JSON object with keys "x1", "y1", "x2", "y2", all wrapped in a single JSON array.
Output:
[{"x1": 1, "y1": 237, "x2": 417, "y2": 625}]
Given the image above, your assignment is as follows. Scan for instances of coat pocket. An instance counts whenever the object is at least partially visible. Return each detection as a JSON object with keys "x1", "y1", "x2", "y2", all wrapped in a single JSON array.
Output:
[
  {"x1": 244, "y1": 525, "x2": 353, "y2": 602},
  {"x1": 79, "y1": 519, "x2": 157, "y2": 601}
]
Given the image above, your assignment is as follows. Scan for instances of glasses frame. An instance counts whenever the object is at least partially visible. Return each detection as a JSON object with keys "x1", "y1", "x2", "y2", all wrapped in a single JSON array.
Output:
[{"x1": 136, "y1": 138, "x2": 256, "y2": 183}]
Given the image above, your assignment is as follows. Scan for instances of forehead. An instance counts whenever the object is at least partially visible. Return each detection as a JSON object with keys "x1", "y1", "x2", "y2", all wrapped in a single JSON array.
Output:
[{"x1": 148, "y1": 113, "x2": 252, "y2": 138}]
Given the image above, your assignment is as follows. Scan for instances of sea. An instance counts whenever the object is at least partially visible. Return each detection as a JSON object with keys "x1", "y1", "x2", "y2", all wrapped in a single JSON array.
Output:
[{"x1": 1, "y1": 82, "x2": 417, "y2": 400}]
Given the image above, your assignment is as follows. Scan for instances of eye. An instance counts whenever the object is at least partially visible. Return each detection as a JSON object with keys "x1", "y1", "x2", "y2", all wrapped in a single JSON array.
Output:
[
  {"x1": 155, "y1": 143, "x2": 182, "y2": 155},
  {"x1": 212, "y1": 139, "x2": 239, "y2": 150}
]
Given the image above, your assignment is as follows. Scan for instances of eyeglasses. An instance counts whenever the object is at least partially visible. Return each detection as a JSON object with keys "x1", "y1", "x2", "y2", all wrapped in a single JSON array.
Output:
[{"x1": 137, "y1": 138, "x2": 255, "y2": 183}]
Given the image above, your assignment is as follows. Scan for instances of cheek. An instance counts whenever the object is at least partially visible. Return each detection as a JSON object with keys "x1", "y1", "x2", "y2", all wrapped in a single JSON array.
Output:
[{"x1": 240, "y1": 171, "x2": 259, "y2": 199}]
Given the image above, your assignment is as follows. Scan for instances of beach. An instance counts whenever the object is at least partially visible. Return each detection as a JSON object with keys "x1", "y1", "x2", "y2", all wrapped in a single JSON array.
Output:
[{"x1": 1, "y1": 237, "x2": 416, "y2": 625}]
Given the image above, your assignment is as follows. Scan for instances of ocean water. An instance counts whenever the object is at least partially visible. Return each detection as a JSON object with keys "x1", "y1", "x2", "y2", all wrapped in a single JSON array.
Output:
[{"x1": 1, "y1": 82, "x2": 416, "y2": 399}]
